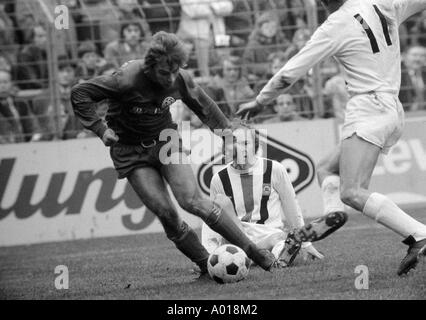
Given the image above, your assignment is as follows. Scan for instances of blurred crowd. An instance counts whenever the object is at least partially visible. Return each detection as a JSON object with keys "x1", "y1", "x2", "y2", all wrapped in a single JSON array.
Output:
[{"x1": 0, "y1": 0, "x2": 425, "y2": 144}]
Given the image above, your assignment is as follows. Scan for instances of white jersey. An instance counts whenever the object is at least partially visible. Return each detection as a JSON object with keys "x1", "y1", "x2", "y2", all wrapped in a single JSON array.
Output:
[
  {"x1": 257, "y1": 0, "x2": 426, "y2": 105},
  {"x1": 209, "y1": 157, "x2": 305, "y2": 230}
]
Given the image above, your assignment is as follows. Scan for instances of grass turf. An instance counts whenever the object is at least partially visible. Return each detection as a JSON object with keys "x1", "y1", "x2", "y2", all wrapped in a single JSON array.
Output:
[{"x1": 0, "y1": 209, "x2": 425, "y2": 300}]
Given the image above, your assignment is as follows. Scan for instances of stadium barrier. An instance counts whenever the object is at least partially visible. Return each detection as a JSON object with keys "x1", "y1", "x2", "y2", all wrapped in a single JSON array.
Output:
[{"x1": 1, "y1": 116, "x2": 426, "y2": 246}]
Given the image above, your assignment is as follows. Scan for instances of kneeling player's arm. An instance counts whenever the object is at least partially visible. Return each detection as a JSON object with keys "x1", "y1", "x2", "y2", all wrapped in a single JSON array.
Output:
[
  {"x1": 274, "y1": 163, "x2": 305, "y2": 230},
  {"x1": 179, "y1": 71, "x2": 231, "y2": 131},
  {"x1": 71, "y1": 76, "x2": 122, "y2": 138}
]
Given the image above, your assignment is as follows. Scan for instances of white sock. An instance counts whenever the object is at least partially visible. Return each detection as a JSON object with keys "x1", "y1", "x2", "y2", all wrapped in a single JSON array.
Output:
[
  {"x1": 363, "y1": 193, "x2": 426, "y2": 241},
  {"x1": 321, "y1": 175, "x2": 345, "y2": 214}
]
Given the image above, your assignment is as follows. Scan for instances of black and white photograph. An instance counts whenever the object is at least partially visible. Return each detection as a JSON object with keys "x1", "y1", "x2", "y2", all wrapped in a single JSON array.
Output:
[{"x1": 0, "y1": 0, "x2": 425, "y2": 308}]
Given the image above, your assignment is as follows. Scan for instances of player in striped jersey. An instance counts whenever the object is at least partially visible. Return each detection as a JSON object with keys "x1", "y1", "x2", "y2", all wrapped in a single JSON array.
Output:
[
  {"x1": 202, "y1": 123, "x2": 347, "y2": 266},
  {"x1": 237, "y1": 0, "x2": 426, "y2": 275}
]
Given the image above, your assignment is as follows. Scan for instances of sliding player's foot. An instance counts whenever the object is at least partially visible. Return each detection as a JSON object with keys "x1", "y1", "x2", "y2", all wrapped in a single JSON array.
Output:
[
  {"x1": 296, "y1": 211, "x2": 348, "y2": 243},
  {"x1": 397, "y1": 237, "x2": 426, "y2": 276},
  {"x1": 275, "y1": 232, "x2": 302, "y2": 267}
]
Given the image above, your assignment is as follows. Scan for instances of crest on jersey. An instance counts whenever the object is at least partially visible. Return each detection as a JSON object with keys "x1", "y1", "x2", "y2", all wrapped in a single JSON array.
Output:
[
  {"x1": 162, "y1": 97, "x2": 176, "y2": 109},
  {"x1": 262, "y1": 184, "x2": 271, "y2": 196},
  {"x1": 197, "y1": 132, "x2": 315, "y2": 195}
]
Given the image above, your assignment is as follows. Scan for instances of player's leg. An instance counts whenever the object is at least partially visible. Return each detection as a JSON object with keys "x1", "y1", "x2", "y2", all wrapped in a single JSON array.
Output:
[
  {"x1": 127, "y1": 166, "x2": 210, "y2": 273},
  {"x1": 317, "y1": 146, "x2": 346, "y2": 215},
  {"x1": 161, "y1": 158, "x2": 276, "y2": 271},
  {"x1": 339, "y1": 134, "x2": 426, "y2": 275}
]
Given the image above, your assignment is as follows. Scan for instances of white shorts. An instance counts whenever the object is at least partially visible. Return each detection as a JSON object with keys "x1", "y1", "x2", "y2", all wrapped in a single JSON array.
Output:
[
  {"x1": 342, "y1": 92, "x2": 405, "y2": 154},
  {"x1": 201, "y1": 222, "x2": 287, "y2": 254}
]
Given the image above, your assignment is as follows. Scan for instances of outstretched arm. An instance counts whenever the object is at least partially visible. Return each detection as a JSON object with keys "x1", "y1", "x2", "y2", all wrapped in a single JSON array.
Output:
[
  {"x1": 393, "y1": 0, "x2": 426, "y2": 25},
  {"x1": 237, "y1": 21, "x2": 341, "y2": 118},
  {"x1": 273, "y1": 162, "x2": 305, "y2": 230}
]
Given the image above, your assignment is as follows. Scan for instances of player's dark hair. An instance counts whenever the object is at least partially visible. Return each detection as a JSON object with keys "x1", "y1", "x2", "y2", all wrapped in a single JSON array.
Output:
[{"x1": 144, "y1": 31, "x2": 189, "y2": 69}]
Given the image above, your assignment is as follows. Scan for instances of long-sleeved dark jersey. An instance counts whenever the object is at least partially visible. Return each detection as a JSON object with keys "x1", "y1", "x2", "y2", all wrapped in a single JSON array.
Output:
[{"x1": 70, "y1": 60, "x2": 231, "y2": 144}]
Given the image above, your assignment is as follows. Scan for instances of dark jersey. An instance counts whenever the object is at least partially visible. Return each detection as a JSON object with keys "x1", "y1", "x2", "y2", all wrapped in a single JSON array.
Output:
[{"x1": 70, "y1": 60, "x2": 231, "y2": 144}]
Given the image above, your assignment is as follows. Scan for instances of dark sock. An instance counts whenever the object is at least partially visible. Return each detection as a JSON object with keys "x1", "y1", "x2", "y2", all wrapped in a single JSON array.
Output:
[
  {"x1": 204, "y1": 205, "x2": 255, "y2": 258},
  {"x1": 168, "y1": 222, "x2": 209, "y2": 273}
]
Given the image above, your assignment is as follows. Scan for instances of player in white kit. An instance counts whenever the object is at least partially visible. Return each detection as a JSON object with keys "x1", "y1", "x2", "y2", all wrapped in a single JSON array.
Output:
[
  {"x1": 202, "y1": 123, "x2": 346, "y2": 266},
  {"x1": 237, "y1": 0, "x2": 426, "y2": 275}
]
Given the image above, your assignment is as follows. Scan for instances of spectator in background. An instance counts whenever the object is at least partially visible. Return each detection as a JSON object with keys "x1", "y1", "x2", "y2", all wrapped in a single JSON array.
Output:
[
  {"x1": 115, "y1": 0, "x2": 151, "y2": 37},
  {"x1": 140, "y1": 0, "x2": 181, "y2": 34},
  {"x1": 257, "y1": 0, "x2": 306, "y2": 40},
  {"x1": 289, "y1": 78, "x2": 314, "y2": 119},
  {"x1": 16, "y1": 24, "x2": 49, "y2": 89},
  {"x1": 323, "y1": 65, "x2": 349, "y2": 121},
  {"x1": 177, "y1": 0, "x2": 233, "y2": 77},
  {"x1": 0, "y1": 53, "x2": 13, "y2": 74},
  {"x1": 283, "y1": 27, "x2": 311, "y2": 61},
  {"x1": 76, "y1": 0, "x2": 122, "y2": 51},
  {"x1": 262, "y1": 94, "x2": 303, "y2": 123},
  {"x1": 206, "y1": 55, "x2": 254, "y2": 118},
  {"x1": 0, "y1": 69, "x2": 37, "y2": 143},
  {"x1": 253, "y1": 51, "x2": 287, "y2": 94},
  {"x1": 400, "y1": 45, "x2": 426, "y2": 112},
  {"x1": 243, "y1": 12, "x2": 290, "y2": 84},
  {"x1": 32, "y1": 58, "x2": 85, "y2": 141},
  {"x1": 104, "y1": 21, "x2": 150, "y2": 68},
  {"x1": 0, "y1": 4, "x2": 17, "y2": 63},
  {"x1": 224, "y1": 0, "x2": 255, "y2": 54},
  {"x1": 75, "y1": 41, "x2": 103, "y2": 81},
  {"x1": 409, "y1": 11, "x2": 426, "y2": 47}
]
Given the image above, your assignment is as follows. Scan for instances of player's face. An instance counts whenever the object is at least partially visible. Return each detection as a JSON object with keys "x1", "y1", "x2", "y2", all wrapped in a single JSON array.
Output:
[
  {"x1": 223, "y1": 60, "x2": 240, "y2": 83},
  {"x1": 405, "y1": 47, "x2": 426, "y2": 70},
  {"x1": 270, "y1": 58, "x2": 284, "y2": 75},
  {"x1": 276, "y1": 94, "x2": 296, "y2": 115},
  {"x1": 58, "y1": 67, "x2": 75, "y2": 86},
  {"x1": 260, "y1": 20, "x2": 278, "y2": 38},
  {"x1": 33, "y1": 26, "x2": 47, "y2": 48},
  {"x1": 152, "y1": 59, "x2": 179, "y2": 89},
  {"x1": 0, "y1": 71, "x2": 12, "y2": 95},
  {"x1": 123, "y1": 25, "x2": 141, "y2": 45},
  {"x1": 232, "y1": 128, "x2": 257, "y2": 166}
]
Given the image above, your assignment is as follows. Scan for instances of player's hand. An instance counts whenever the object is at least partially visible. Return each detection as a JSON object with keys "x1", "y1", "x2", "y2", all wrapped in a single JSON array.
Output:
[
  {"x1": 102, "y1": 128, "x2": 119, "y2": 147},
  {"x1": 236, "y1": 100, "x2": 263, "y2": 120},
  {"x1": 300, "y1": 243, "x2": 324, "y2": 261}
]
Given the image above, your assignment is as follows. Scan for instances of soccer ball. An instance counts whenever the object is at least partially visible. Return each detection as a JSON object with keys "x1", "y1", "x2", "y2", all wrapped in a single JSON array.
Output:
[{"x1": 207, "y1": 244, "x2": 251, "y2": 284}]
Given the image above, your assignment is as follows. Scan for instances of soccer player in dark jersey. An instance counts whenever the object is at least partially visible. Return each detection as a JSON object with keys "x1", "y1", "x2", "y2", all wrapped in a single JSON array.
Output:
[{"x1": 70, "y1": 31, "x2": 277, "y2": 277}]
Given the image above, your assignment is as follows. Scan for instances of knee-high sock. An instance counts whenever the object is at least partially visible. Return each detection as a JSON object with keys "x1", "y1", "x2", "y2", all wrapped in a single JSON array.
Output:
[
  {"x1": 321, "y1": 175, "x2": 345, "y2": 215},
  {"x1": 363, "y1": 193, "x2": 426, "y2": 242},
  {"x1": 168, "y1": 222, "x2": 209, "y2": 272},
  {"x1": 204, "y1": 204, "x2": 253, "y2": 254}
]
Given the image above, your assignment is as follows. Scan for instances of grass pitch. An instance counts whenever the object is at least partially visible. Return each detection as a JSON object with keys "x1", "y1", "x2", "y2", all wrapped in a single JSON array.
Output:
[{"x1": 1, "y1": 209, "x2": 425, "y2": 300}]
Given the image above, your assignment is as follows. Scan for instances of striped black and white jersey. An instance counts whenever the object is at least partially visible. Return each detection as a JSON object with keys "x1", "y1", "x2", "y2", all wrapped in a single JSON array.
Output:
[{"x1": 209, "y1": 157, "x2": 305, "y2": 230}]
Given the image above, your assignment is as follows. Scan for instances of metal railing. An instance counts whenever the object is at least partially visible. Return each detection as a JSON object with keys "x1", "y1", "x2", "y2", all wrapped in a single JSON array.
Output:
[{"x1": 0, "y1": 0, "x2": 425, "y2": 143}]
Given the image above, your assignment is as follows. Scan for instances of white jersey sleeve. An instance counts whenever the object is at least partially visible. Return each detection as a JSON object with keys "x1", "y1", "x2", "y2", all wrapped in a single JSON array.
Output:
[
  {"x1": 257, "y1": 21, "x2": 341, "y2": 106},
  {"x1": 393, "y1": 0, "x2": 426, "y2": 25},
  {"x1": 272, "y1": 161, "x2": 305, "y2": 230}
]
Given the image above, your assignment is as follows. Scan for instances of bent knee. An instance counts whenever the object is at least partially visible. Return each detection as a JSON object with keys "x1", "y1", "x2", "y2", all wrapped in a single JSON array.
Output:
[
  {"x1": 154, "y1": 206, "x2": 179, "y2": 223},
  {"x1": 177, "y1": 194, "x2": 201, "y2": 213}
]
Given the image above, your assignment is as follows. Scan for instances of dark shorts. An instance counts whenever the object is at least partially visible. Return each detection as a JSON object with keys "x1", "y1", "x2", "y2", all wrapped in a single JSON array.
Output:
[{"x1": 110, "y1": 139, "x2": 184, "y2": 179}]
